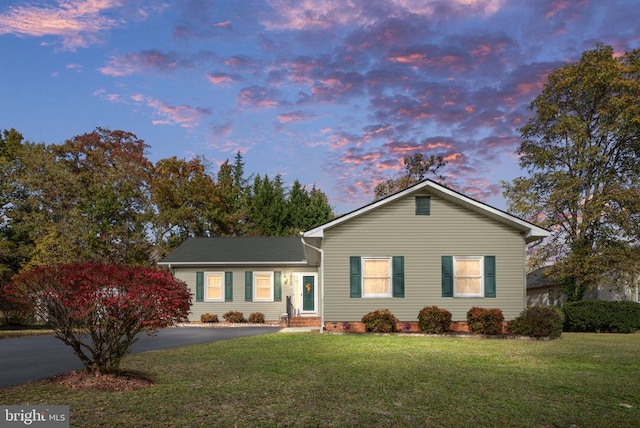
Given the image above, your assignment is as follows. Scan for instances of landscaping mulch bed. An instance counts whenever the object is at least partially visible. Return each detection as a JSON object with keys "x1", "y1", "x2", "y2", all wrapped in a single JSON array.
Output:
[{"x1": 49, "y1": 370, "x2": 154, "y2": 391}]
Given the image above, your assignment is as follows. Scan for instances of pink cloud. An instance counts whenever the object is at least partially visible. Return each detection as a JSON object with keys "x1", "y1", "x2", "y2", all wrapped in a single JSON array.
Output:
[
  {"x1": 544, "y1": 0, "x2": 570, "y2": 19},
  {"x1": 237, "y1": 85, "x2": 283, "y2": 108},
  {"x1": 0, "y1": 0, "x2": 165, "y2": 51},
  {"x1": 327, "y1": 129, "x2": 365, "y2": 151},
  {"x1": 386, "y1": 45, "x2": 471, "y2": 74},
  {"x1": 450, "y1": 178, "x2": 504, "y2": 204},
  {"x1": 0, "y1": 0, "x2": 122, "y2": 50},
  {"x1": 66, "y1": 63, "x2": 83, "y2": 72},
  {"x1": 311, "y1": 72, "x2": 365, "y2": 102},
  {"x1": 262, "y1": 0, "x2": 361, "y2": 30},
  {"x1": 142, "y1": 97, "x2": 211, "y2": 128},
  {"x1": 363, "y1": 124, "x2": 395, "y2": 140},
  {"x1": 264, "y1": 0, "x2": 504, "y2": 31},
  {"x1": 93, "y1": 87, "x2": 123, "y2": 103},
  {"x1": 206, "y1": 72, "x2": 242, "y2": 85},
  {"x1": 224, "y1": 55, "x2": 259, "y2": 68},
  {"x1": 277, "y1": 111, "x2": 318, "y2": 123},
  {"x1": 99, "y1": 50, "x2": 179, "y2": 76},
  {"x1": 211, "y1": 122, "x2": 233, "y2": 136}
]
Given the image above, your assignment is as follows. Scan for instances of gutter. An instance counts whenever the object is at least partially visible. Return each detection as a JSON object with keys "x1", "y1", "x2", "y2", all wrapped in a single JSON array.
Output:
[
  {"x1": 157, "y1": 261, "x2": 309, "y2": 266},
  {"x1": 300, "y1": 235, "x2": 324, "y2": 333}
]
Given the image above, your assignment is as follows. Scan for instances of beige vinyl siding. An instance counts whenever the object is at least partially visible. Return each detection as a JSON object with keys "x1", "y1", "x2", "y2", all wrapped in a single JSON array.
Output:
[
  {"x1": 175, "y1": 266, "x2": 318, "y2": 322},
  {"x1": 322, "y1": 191, "x2": 526, "y2": 321}
]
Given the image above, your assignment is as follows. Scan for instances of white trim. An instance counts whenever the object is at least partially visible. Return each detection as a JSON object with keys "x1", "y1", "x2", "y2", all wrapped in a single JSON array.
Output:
[
  {"x1": 204, "y1": 271, "x2": 225, "y2": 302},
  {"x1": 158, "y1": 261, "x2": 308, "y2": 266},
  {"x1": 453, "y1": 256, "x2": 484, "y2": 298},
  {"x1": 303, "y1": 180, "x2": 550, "y2": 243},
  {"x1": 361, "y1": 256, "x2": 393, "y2": 298},
  {"x1": 301, "y1": 237, "x2": 324, "y2": 331},
  {"x1": 253, "y1": 271, "x2": 274, "y2": 302},
  {"x1": 294, "y1": 272, "x2": 318, "y2": 315}
]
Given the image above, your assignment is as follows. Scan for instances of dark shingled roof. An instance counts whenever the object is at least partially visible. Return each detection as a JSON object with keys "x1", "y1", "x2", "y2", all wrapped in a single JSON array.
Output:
[
  {"x1": 527, "y1": 267, "x2": 557, "y2": 289},
  {"x1": 158, "y1": 237, "x2": 307, "y2": 265}
]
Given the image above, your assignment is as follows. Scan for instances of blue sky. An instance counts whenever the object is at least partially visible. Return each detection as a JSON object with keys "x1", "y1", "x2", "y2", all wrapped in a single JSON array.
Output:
[{"x1": 1, "y1": 0, "x2": 639, "y2": 215}]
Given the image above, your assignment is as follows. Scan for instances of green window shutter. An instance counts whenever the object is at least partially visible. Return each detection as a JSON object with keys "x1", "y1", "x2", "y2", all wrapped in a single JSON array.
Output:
[
  {"x1": 441, "y1": 256, "x2": 453, "y2": 297},
  {"x1": 274, "y1": 271, "x2": 282, "y2": 302},
  {"x1": 415, "y1": 196, "x2": 431, "y2": 215},
  {"x1": 196, "y1": 272, "x2": 204, "y2": 302},
  {"x1": 225, "y1": 272, "x2": 233, "y2": 302},
  {"x1": 350, "y1": 256, "x2": 361, "y2": 298},
  {"x1": 484, "y1": 256, "x2": 496, "y2": 298},
  {"x1": 392, "y1": 256, "x2": 404, "y2": 298},
  {"x1": 245, "y1": 271, "x2": 253, "y2": 302}
]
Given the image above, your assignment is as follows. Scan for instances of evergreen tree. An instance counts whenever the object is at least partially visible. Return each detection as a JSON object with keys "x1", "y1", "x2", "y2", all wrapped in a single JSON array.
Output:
[
  {"x1": 248, "y1": 174, "x2": 288, "y2": 236},
  {"x1": 286, "y1": 180, "x2": 312, "y2": 234}
]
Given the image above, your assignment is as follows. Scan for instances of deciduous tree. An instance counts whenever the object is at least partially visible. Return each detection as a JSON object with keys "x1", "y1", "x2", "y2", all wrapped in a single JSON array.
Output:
[
  {"x1": 5, "y1": 263, "x2": 191, "y2": 374},
  {"x1": 374, "y1": 153, "x2": 447, "y2": 200},
  {"x1": 9, "y1": 128, "x2": 154, "y2": 266},
  {"x1": 1, "y1": 130, "x2": 39, "y2": 322},
  {"x1": 53, "y1": 128, "x2": 154, "y2": 264},
  {"x1": 150, "y1": 156, "x2": 218, "y2": 258},
  {"x1": 503, "y1": 44, "x2": 640, "y2": 300}
]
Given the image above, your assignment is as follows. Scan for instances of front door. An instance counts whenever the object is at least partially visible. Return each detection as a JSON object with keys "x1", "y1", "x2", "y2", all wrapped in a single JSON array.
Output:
[{"x1": 302, "y1": 275, "x2": 315, "y2": 312}]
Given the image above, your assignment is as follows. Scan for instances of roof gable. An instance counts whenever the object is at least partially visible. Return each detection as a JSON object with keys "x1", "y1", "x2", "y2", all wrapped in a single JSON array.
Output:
[
  {"x1": 158, "y1": 237, "x2": 307, "y2": 266},
  {"x1": 303, "y1": 179, "x2": 550, "y2": 243}
]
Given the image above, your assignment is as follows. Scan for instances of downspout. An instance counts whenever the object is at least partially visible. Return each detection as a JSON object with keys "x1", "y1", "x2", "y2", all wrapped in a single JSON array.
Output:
[{"x1": 301, "y1": 235, "x2": 324, "y2": 333}]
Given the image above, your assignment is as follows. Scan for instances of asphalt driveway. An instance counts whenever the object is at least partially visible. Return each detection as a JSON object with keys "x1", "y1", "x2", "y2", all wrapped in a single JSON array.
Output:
[{"x1": 0, "y1": 326, "x2": 281, "y2": 388}]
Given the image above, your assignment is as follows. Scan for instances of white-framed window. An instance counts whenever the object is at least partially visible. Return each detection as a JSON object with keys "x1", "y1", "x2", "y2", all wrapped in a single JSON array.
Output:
[
  {"x1": 362, "y1": 257, "x2": 392, "y2": 297},
  {"x1": 253, "y1": 271, "x2": 274, "y2": 301},
  {"x1": 453, "y1": 256, "x2": 484, "y2": 297},
  {"x1": 205, "y1": 272, "x2": 224, "y2": 302}
]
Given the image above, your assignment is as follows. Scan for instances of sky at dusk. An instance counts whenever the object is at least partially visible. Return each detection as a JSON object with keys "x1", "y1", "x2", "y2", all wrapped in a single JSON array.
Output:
[{"x1": 1, "y1": 0, "x2": 639, "y2": 215}]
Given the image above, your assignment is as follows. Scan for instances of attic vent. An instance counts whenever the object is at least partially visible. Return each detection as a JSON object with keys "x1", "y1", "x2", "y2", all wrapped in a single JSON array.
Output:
[{"x1": 415, "y1": 196, "x2": 431, "y2": 216}]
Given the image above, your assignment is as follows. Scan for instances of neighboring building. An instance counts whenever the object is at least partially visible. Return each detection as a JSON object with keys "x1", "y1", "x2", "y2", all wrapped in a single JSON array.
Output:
[
  {"x1": 526, "y1": 267, "x2": 567, "y2": 306},
  {"x1": 160, "y1": 180, "x2": 550, "y2": 330},
  {"x1": 527, "y1": 266, "x2": 640, "y2": 306}
]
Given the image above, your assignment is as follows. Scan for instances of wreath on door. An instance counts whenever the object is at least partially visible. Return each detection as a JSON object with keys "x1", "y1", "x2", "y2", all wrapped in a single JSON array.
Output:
[{"x1": 305, "y1": 283, "x2": 312, "y2": 294}]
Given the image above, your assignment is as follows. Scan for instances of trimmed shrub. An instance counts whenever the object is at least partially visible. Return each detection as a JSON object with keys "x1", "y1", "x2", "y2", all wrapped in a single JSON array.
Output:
[
  {"x1": 223, "y1": 311, "x2": 246, "y2": 323},
  {"x1": 418, "y1": 306, "x2": 452, "y2": 334},
  {"x1": 361, "y1": 309, "x2": 399, "y2": 333},
  {"x1": 200, "y1": 313, "x2": 219, "y2": 323},
  {"x1": 563, "y1": 300, "x2": 640, "y2": 333},
  {"x1": 507, "y1": 306, "x2": 564, "y2": 339},
  {"x1": 466, "y1": 307, "x2": 504, "y2": 335},
  {"x1": 248, "y1": 312, "x2": 265, "y2": 324}
]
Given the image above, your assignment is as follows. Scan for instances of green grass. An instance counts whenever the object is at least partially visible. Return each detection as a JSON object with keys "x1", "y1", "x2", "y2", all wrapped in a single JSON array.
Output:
[
  {"x1": 1, "y1": 332, "x2": 639, "y2": 427},
  {"x1": 0, "y1": 326, "x2": 53, "y2": 339}
]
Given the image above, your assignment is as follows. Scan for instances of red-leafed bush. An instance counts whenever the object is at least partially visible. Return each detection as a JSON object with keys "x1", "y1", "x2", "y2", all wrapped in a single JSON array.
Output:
[
  {"x1": 223, "y1": 311, "x2": 246, "y2": 323},
  {"x1": 200, "y1": 313, "x2": 219, "y2": 323},
  {"x1": 418, "y1": 306, "x2": 452, "y2": 334},
  {"x1": 466, "y1": 307, "x2": 504, "y2": 335},
  {"x1": 361, "y1": 309, "x2": 399, "y2": 333},
  {"x1": 5, "y1": 263, "x2": 191, "y2": 374},
  {"x1": 248, "y1": 312, "x2": 265, "y2": 324}
]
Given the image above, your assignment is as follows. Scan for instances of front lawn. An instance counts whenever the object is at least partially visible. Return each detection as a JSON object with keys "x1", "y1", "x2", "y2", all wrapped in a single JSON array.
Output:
[{"x1": 1, "y1": 332, "x2": 638, "y2": 427}]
